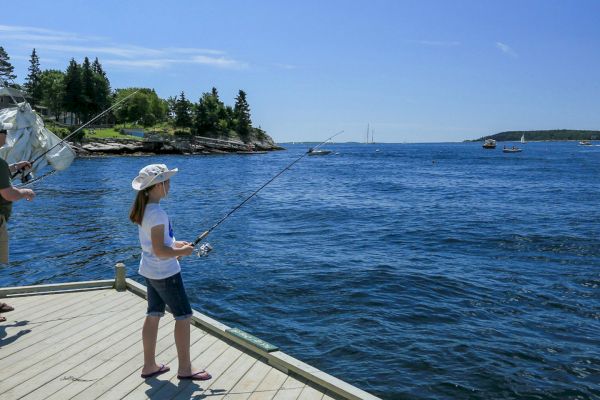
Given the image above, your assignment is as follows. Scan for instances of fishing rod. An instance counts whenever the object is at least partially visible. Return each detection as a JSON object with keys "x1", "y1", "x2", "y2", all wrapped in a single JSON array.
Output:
[
  {"x1": 192, "y1": 130, "x2": 344, "y2": 249},
  {"x1": 11, "y1": 90, "x2": 140, "y2": 180}
]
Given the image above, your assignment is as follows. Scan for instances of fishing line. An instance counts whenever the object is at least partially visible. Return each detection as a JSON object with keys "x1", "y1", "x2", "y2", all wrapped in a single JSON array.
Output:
[
  {"x1": 11, "y1": 90, "x2": 140, "y2": 181},
  {"x1": 192, "y1": 130, "x2": 344, "y2": 250}
]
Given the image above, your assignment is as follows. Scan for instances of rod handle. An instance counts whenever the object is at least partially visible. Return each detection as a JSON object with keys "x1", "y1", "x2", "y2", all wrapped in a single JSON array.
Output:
[{"x1": 193, "y1": 230, "x2": 209, "y2": 246}]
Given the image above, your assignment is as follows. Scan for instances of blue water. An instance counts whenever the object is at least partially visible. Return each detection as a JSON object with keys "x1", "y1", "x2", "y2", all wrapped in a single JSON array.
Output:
[{"x1": 2, "y1": 143, "x2": 599, "y2": 400}]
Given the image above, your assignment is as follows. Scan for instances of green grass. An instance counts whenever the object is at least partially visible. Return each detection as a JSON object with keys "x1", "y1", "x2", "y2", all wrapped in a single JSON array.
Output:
[{"x1": 85, "y1": 128, "x2": 143, "y2": 141}]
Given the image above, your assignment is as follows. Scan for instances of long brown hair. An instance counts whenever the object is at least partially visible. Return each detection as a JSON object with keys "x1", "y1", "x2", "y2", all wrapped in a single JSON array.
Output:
[{"x1": 129, "y1": 188, "x2": 151, "y2": 225}]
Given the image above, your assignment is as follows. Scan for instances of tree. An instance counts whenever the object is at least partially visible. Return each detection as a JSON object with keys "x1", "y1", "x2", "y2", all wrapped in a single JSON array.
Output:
[
  {"x1": 24, "y1": 49, "x2": 43, "y2": 106},
  {"x1": 39, "y1": 69, "x2": 65, "y2": 120},
  {"x1": 0, "y1": 46, "x2": 17, "y2": 84},
  {"x1": 174, "y1": 91, "x2": 192, "y2": 128},
  {"x1": 80, "y1": 57, "x2": 95, "y2": 120},
  {"x1": 113, "y1": 88, "x2": 168, "y2": 126},
  {"x1": 193, "y1": 87, "x2": 226, "y2": 136},
  {"x1": 63, "y1": 59, "x2": 83, "y2": 122},
  {"x1": 234, "y1": 90, "x2": 252, "y2": 140},
  {"x1": 91, "y1": 58, "x2": 111, "y2": 115}
]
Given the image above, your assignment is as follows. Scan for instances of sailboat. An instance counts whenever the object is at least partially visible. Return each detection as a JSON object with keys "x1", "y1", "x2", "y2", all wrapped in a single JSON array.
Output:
[
  {"x1": 520, "y1": 134, "x2": 526, "y2": 144},
  {"x1": 365, "y1": 124, "x2": 375, "y2": 144}
]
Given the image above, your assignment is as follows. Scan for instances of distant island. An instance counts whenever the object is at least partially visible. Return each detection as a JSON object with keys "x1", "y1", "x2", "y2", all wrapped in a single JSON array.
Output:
[{"x1": 468, "y1": 130, "x2": 600, "y2": 142}]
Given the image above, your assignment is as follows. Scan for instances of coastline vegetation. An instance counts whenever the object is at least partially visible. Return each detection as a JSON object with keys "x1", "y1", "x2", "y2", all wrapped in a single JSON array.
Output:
[
  {"x1": 471, "y1": 130, "x2": 600, "y2": 142},
  {"x1": 0, "y1": 46, "x2": 271, "y2": 144}
]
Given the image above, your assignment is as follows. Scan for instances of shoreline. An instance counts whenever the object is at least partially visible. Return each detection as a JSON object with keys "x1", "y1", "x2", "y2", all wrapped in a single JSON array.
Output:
[{"x1": 69, "y1": 137, "x2": 285, "y2": 157}]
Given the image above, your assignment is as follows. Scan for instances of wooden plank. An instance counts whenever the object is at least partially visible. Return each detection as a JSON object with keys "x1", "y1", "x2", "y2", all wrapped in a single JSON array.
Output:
[
  {"x1": 0, "y1": 280, "x2": 114, "y2": 297},
  {"x1": 148, "y1": 339, "x2": 232, "y2": 399},
  {"x1": 67, "y1": 315, "x2": 184, "y2": 400},
  {"x1": 0, "y1": 290, "x2": 116, "y2": 359},
  {"x1": 247, "y1": 390, "x2": 278, "y2": 400},
  {"x1": 281, "y1": 375, "x2": 306, "y2": 390},
  {"x1": 3, "y1": 294, "x2": 141, "y2": 379},
  {"x1": 216, "y1": 359, "x2": 273, "y2": 400},
  {"x1": 3, "y1": 297, "x2": 147, "y2": 400},
  {"x1": 0, "y1": 291, "x2": 133, "y2": 363},
  {"x1": 265, "y1": 352, "x2": 380, "y2": 400},
  {"x1": 178, "y1": 351, "x2": 258, "y2": 400},
  {"x1": 0, "y1": 289, "x2": 110, "y2": 330},
  {"x1": 95, "y1": 324, "x2": 207, "y2": 400},
  {"x1": 297, "y1": 383, "x2": 326, "y2": 400},
  {"x1": 252, "y1": 368, "x2": 289, "y2": 394},
  {"x1": 272, "y1": 387, "x2": 304, "y2": 400},
  {"x1": 42, "y1": 316, "x2": 175, "y2": 400},
  {"x1": 122, "y1": 329, "x2": 220, "y2": 400}
]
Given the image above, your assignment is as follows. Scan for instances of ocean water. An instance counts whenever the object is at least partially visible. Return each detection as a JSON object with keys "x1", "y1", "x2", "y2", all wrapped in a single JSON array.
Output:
[{"x1": 1, "y1": 142, "x2": 599, "y2": 399}]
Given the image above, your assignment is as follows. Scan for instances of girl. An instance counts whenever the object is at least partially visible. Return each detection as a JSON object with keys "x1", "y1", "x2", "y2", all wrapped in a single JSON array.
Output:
[{"x1": 130, "y1": 163, "x2": 211, "y2": 381}]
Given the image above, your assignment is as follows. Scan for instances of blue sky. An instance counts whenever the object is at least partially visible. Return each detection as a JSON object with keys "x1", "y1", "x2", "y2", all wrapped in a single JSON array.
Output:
[{"x1": 1, "y1": 0, "x2": 599, "y2": 143}]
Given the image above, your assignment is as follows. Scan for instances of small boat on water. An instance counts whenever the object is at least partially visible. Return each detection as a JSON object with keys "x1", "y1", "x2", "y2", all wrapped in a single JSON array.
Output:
[
  {"x1": 521, "y1": 134, "x2": 526, "y2": 144},
  {"x1": 482, "y1": 139, "x2": 496, "y2": 149},
  {"x1": 503, "y1": 146, "x2": 522, "y2": 153},
  {"x1": 579, "y1": 140, "x2": 593, "y2": 146},
  {"x1": 307, "y1": 148, "x2": 332, "y2": 156}
]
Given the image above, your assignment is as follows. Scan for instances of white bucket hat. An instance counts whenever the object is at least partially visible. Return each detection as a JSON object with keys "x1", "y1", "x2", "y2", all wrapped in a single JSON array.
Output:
[{"x1": 132, "y1": 164, "x2": 178, "y2": 191}]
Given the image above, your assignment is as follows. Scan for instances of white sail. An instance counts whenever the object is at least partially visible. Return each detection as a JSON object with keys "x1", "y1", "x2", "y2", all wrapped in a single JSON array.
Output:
[
  {"x1": 0, "y1": 102, "x2": 76, "y2": 178},
  {"x1": 520, "y1": 134, "x2": 525, "y2": 143}
]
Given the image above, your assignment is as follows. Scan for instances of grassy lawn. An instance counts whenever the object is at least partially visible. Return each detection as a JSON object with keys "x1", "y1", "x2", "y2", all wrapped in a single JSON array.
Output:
[{"x1": 86, "y1": 128, "x2": 143, "y2": 141}]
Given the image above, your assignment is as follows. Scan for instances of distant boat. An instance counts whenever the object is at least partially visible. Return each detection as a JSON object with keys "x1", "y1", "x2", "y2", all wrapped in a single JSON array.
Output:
[
  {"x1": 579, "y1": 140, "x2": 593, "y2": 146},
  {"x1": 482, "y1": 139, "x2": 496, "y2": 149},
  {"x1": 307, "y1": 149, "x2": 332, "y2": 156},
  {"x1": 365, "y1": 124, "x2": 376, "y2": 144},
  {"x1": 520, "y1": 134, "x2": 526, "y2": 144},
  {"x1": 503, "y1": 145, "x2": 522, "y2": 153}
]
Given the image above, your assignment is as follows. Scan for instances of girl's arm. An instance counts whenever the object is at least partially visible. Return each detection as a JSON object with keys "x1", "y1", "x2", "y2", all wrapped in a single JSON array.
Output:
[{"x1": 150, "y1": 225, "x2": 193, "y2": 258}]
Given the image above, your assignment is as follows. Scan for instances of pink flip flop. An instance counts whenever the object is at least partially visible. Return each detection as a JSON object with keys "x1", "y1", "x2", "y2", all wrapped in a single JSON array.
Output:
[
  {"x1": 177, "y1": 370, "x2": 212, "y2": 381},
  {"x1": 141, "y1": 364, "x2": 170, "y2": 379}
]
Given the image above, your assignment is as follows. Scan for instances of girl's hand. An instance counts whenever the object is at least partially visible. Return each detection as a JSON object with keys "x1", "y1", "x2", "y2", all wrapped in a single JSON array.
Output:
[
  {"x1": 174, "y1": 241, "x2": 192, "y2": 248},
  {"x1": 178, "y1": 244, "x2": 194, "y2": 257}
]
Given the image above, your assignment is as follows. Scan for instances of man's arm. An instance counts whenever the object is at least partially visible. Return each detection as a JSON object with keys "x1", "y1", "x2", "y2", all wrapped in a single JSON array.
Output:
[{"x1": 0, "y1": 187, "x2": 35, "y2": 202}]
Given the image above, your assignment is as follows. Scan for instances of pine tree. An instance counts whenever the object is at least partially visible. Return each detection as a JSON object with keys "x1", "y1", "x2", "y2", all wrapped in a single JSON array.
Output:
[
  {"x1": 0, "y1": 46, "x2": 17, "y2": 84},
  {"x1": 174, "y1": 91, "x2": 192, "y2": 128},
  {"x1": 63, "y1": 58, "x2": 82, "y2": 122},
  {"x1": 234, "y1": 90, "x2": 252, "y2": 141},
  {"x1": 80, "y1": 57, "x2": 95, "y2": 120},
  {"x1": 91, "y1": 57, "x2": 111, "y2": 117},
  {"x1": 24, "y1": 49, "x2": 43, "y2": 106}
]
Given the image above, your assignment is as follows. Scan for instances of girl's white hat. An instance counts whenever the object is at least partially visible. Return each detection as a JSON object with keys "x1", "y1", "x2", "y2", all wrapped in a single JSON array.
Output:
[{"x1": 132, "y1": 164, "x2": 178, "y2": 191}]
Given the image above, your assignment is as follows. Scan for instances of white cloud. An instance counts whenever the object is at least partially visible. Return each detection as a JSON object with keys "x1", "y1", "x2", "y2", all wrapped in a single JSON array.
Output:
[
  {"x1": 0, "y1": 24, "x2": 246, "y2": 70},
  {"x1": 496, "y1": 42, "x2": 518, "y2": 57}
]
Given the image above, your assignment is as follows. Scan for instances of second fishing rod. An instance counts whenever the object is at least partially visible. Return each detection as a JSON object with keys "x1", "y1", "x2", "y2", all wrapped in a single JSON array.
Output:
[
  {"x1": 192, "y1": 130, "x2": 343, "y2": 254},
  {"x1": 11, "y1": 90, "x2": 140, "y2": 181}
]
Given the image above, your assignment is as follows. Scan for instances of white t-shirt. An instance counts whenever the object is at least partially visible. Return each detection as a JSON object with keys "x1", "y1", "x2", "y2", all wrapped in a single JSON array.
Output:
[{"x1": 138, "y1": 203, "x2": 181, "y2": 279}]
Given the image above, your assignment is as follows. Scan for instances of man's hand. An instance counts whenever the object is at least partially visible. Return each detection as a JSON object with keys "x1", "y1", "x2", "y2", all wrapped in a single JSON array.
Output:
[
  {"x1": 20, "y1": 188, "x2": 35, "y2": 201},
  {"x1": 10, "y1": 161, "x2": 32, "y2": 174}
]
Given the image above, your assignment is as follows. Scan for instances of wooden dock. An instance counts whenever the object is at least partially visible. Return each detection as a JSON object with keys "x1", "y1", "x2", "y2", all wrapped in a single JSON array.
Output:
[{"x1": 0, "y1": 264, "x2": 380, "y2": 400}]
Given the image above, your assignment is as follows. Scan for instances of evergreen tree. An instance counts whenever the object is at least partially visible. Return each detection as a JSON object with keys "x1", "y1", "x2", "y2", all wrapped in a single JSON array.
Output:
[
  {"x1": 39, "y1": 69, "x2": 65, "y2": 121},
  {"x1": 80, "y1": 57, "x2": 95, "y2": 120},
  {"x1": 174, "y1": 91, "x2": 192, "y2": 128},
  {"x1": 0, "y1": 46, "x2": 17, "y2": 84},
  {"x1": 234, "y1": 90, "x2": 252, "y2": 140},
  {"x1": 24, "y1": 49, "x2": 43, "y2": 106},
  {"x1": 91, "y1": 57, "x2": 111, "y2": 114},
  {"x1": 63, "y1": 58, "x2": 83, "y2": 122}
]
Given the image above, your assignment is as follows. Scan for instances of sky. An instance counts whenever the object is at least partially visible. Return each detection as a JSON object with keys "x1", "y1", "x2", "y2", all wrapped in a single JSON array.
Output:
[{"x1": 1, "y1": 0, "x2": 600, "y2": 143}]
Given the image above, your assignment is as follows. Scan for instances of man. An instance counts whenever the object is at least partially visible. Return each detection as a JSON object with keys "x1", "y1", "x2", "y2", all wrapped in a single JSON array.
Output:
[{"x1": 0, "y1": 127, "x2": 35, "y2": 322}]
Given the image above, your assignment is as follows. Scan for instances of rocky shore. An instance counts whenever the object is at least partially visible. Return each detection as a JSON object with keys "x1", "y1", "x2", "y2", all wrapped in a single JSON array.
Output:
[{"x1": 70, "y1": 136, "x2": 284, "y2": 157}]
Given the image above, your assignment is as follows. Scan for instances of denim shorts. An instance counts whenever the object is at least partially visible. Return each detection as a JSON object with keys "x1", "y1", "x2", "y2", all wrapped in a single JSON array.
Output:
[{"x1": 145, "y1": 273, "x2": 193, "y2": 320}]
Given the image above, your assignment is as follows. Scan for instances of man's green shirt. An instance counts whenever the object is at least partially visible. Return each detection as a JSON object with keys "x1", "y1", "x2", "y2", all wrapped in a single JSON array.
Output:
[{"x1": 0, "y1": 158, "x2": 13, "y2": 221}]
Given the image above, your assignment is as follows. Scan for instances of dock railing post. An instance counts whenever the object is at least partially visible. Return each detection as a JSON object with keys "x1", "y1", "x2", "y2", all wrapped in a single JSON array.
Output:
[{"x1": 115, "y1": 263, "x2": 126, "y2": 292}]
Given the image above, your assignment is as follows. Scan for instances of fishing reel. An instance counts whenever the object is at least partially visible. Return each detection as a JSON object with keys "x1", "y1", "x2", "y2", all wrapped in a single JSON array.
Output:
[{"x1": 197, "y1": 242, "x2": 213, "y2": 257}]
